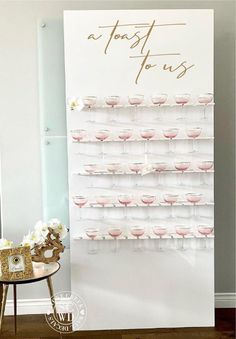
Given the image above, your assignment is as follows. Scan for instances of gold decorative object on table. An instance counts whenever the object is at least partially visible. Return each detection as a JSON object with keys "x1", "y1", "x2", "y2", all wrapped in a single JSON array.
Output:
[
  {"x1": 31, "y1": 227, "x2": 65, "y2": 264},
  {"x1": 0, "y1": 246, "x2": 33, "y2": 280},
  {"x1": 0, "y1": 218, "x2": 68, "y2": 334}
]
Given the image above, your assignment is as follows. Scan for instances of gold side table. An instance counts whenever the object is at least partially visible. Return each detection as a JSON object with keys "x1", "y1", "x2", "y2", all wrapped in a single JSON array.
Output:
[{"x1": 0, "y1": 261, "x2": 60, "y2": 334}]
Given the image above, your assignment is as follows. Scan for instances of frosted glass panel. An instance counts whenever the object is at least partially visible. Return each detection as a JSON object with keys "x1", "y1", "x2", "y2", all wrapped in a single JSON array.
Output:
[
  {"x1": 38, "y1": 18, "x2": 66, "y2": 136},
  {"x1": 41, "y1": 137, "x2": 69, "y2": 225},
  {"x1": 38, "y1": 18, "x2": 69, "y2": 241}
]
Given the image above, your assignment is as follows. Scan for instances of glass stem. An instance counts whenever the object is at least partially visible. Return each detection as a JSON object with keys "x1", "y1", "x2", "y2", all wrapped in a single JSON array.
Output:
[
  {"x1": 192, "y1": 138, "x2": 196, "y2": 152},
  {"x1": 205, "y1": 236, "x2": 208, "y2": 249},
  {"x1": 203, "y1": 104, "x2": 206, "y2": 119}
]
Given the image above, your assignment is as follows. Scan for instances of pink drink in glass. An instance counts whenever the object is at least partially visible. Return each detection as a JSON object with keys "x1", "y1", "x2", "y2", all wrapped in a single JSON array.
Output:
[
  {"x1": 163, "y1": 128, "x2": 179, "y2": 139},
  {"x1": 164, "y1": 194, "x2": 178, "y2": 217},
  {"x1": 198, "y1": 225, "x2": 213, "y2": 236},
  {"x1": 108, "y1": 227, "x2": 122, "y2": 238},
  {"x1": 129, "y1": 162, "x2": 144, "y2": 174},
  {"x1": 85, "y1": 228, "x2": 99, "y2": 240},
  {"x1": 198, "y1": 225, "x2": 213, "y2": 249},
  {"x1": 128, "y1": 94, "x2": 144, "y2": 105},
  {"x1": 96, "y1": 196, "x2": 111, "y2": 207},
  {"x1": 198, "y1": 161, "x2": 214, "y2": 172},
  {"x1": 186, "y1": 193, "x2": 202, "y2": 204},
  {"x1": 198, "y1": 93, "x2": 213, "y2": 119},
  {"x1": 84, "y1": 163, "x2": 98, "y2": 174},
  {"x1": 131, "y1": 226, "x2": 145, "y2": 237},
  {"x1": 118, "y1": 129, "x2": 132, "y2": 141},
  {"x1": 73, "y1": 196, "x2": 88, "y2": 208},
  {"x1": 186, "y1": 127, "x2": 202, "y2": 138},
  {"x1": 151, "y1": 93, "x2": 167, "y2": 105},
  {"x1": 71, "y1": 129, "x2": 86, "y2": 142},
  {"x1": 105, "y1": 95, "x2": 120, "y2": 107},
  {"x1": 153, "y1": 226, "x2": 167, "y2": 237},
  {"x1": 164, "y1": 194, "x2": 178, "y2": 204},
  {"x1": 198, "y1": 93, "x2": 213, "y2": 104},
  {"x1": 176, "y1": 226, "x2": 191, "y2": 237},
  {"x1": 141, "y1": 195, "x2": 156, "y2": 206},
  {"x1": 82, "y1": 96, "x2": 97, "y2": 108},
  {"x1": 140, "y1": 129, "x2": 155, "y2": 140},
  {"x1": 118, "y1": 195, "x2": 132, "y2": 207},
  {"x1": 95, "y1": 129, "x2": 109, "y2": 141},
  {"x1": 107, "y1": 163, "x2": 121, "y2": 173},
  {"x1": 175, "y1": 162, "x2": 190, "y2": 172},
  {"x1": 175, "y1": 94, "x2": 190, "y2": 105},
  {"x1": 152, "y1": 162, "x2": 167, "y2": 172}
]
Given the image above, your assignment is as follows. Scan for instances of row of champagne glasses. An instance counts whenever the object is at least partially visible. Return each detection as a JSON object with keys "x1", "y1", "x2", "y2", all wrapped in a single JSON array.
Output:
[
  {"x1": 69, "y1": 93, "x2": 214, "y2": 109},
  {"x1": 73, "y1": 192, "x2": 211, "y2": 219},
  {"x1": 72, "y1": 127, "x2": 212, "y2": 154},
  {"x1": 83, "y1": 160, "x2": 213, "y2": 174},
  {"x1": 84, "y1": 225, "x2": 214, "y2": 253}
]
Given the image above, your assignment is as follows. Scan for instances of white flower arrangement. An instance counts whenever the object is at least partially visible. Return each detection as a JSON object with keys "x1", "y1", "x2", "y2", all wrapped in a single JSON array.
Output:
[
  {"x1": 0, "y1": 219, "x2": 68, "y2": 250},
  {"x1": 67, "y1": 96, "x2": 84, "y2": 111}
]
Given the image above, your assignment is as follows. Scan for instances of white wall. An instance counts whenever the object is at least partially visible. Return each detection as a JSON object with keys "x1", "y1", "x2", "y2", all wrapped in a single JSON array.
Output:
[{"x1": 0, "y1": 0, "x2": 234, "y2": 304}]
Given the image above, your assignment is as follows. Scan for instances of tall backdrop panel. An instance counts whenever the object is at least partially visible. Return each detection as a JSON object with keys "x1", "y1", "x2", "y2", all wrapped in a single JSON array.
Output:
[{"x1": 64, "y1": 9, "x2": 214, "y2": 330}]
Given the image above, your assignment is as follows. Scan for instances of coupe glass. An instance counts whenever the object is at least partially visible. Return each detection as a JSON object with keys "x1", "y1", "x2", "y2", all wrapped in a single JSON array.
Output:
[
  {"x1": 198, "y1": 93, "x2": 213, "y2": 120},
  {"x1": 82, "y1": 96, "x2": 97, "y2": 122},
  {"x1": 175, "y1": 226, "x2": 191, "y2": 250},
  {"x1": 198, "y1": 161, "x2": 214, "y2": 186},
  {"x1": 175, "y1": 161, "x2": 190, "y2": 185},
  {"x1": 186, "y1": 193, "x2": 203, "y2": 218},
  {"x1": 164, "y1": 194, "x2": 179, "y2": 218},
  {"x1": 197, "y1": 225, "x2": 214, "y2": 249},
  {"x1": 107, "y1": 162, "x2": 121, "y2": 187},
  {"x1": 175, "y1": 93, "x2": 191, "y2": 120},
  {"x1": 85, "y1": 228, "x2": 99, "y2": 254},
  {"x1": 131, "y1": 226, "x2": 145, "y2": 251},
  {"x1": 105, "y1": 95, "x2": 120, "y2": 122},
  {"x1": 73, "y1": 196, "x2": 88, "y2": 208},
  {"x1": 84, "y1": 163, "x2": 98, "y2": 187},
  {"x1": 141, "y1": 194, "x2": 156, "y2": 219},
  {"x1": 152, "y1": 162, "x2": 168, "y2": 186},
  {"x1": 118, "y1": 195, "x2": 133, "y2": 219},
  {"x1": 71, "y1": 129, "x2": 87, "y2": 142},
  {"x1": 129, "y1": 162, "x2": 144, "y2": 174},
  {"x1": 96, "y1": 196, "x2": 111, "y2": 219},
  {"x1": 118, "y1": 129, "x2": 133, "y2": 154},
  {"x1": 153, "y1": 226, "x2": 167, "y2": 250},
  {"x1": 128, "y1": 94, "x2": 144, "y2": 121},
  {"x1": 163, "y1": 128, "x2": 179, "y2": 153},
  {"x1": 84, "y1": 163, "x2": 98, "y2": 174},
  {"x1": 151, "y1": 93, "x2": 168, "y2": 120},
  {"x1": 140, "y1": 129, "x2": 155, "y2": 155},
  {"x1": 186, "y1": 127, "x2": 202, "y2": 153},
  {"x1": 108, "y1": 227, "x2": 122, "y2": 252},
  {"x1": 95, "y1": 129, "x2": 110, "y2": 160},
  {"x1": 96, "y1": 196, "x2": 111, "y2": 207}
]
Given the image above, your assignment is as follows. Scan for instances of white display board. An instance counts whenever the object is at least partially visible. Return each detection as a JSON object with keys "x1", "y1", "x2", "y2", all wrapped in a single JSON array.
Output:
[{"x1": 64, "y1": 9, "x2": 214, "y2": 330}]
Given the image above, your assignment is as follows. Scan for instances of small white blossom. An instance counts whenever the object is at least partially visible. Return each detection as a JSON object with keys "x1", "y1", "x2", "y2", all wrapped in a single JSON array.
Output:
[
  {"x1": 34, "y1": 220, "x2": 49, "y2": 238},
  {"x1": 67, "y1": 97, "x2": 84, "y2": 112},
  {"x1": 53, "y1": 223, "x2": 68, "y2": 240},
  {"x1": 0, "y1": 238, "x2": 13, "y2": 249}
]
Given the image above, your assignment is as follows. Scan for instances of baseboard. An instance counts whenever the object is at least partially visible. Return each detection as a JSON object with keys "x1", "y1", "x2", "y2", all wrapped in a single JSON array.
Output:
[
  {"x1": 5, "y1": 293, "x2": 235, "y2": 315},
  {"x1": 215, "y1": 293, "x2": 236, "y2": 308}
]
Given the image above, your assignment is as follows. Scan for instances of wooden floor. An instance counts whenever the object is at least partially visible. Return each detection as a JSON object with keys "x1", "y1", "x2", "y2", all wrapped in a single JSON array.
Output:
[{"x1": 0, "y1": 309, "x2": 235, "y2": 338}]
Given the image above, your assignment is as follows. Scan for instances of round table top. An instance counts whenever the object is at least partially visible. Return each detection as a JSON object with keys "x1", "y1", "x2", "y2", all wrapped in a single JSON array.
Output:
[{"x1": 0, "y1": 262, "x2": 60, "y2": 284}]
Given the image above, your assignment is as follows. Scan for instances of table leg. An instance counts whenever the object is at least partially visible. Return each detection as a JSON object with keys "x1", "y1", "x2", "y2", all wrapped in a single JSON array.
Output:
[
  {"x1": 13, "y1": 284, "x2": 17, "y2": 335},
  {"x1": 46, "y1": 277, "x2": 57, "y2": 319},
  {"x1": 0, "y1": 284, "x2": 9, "y2": 332}
]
